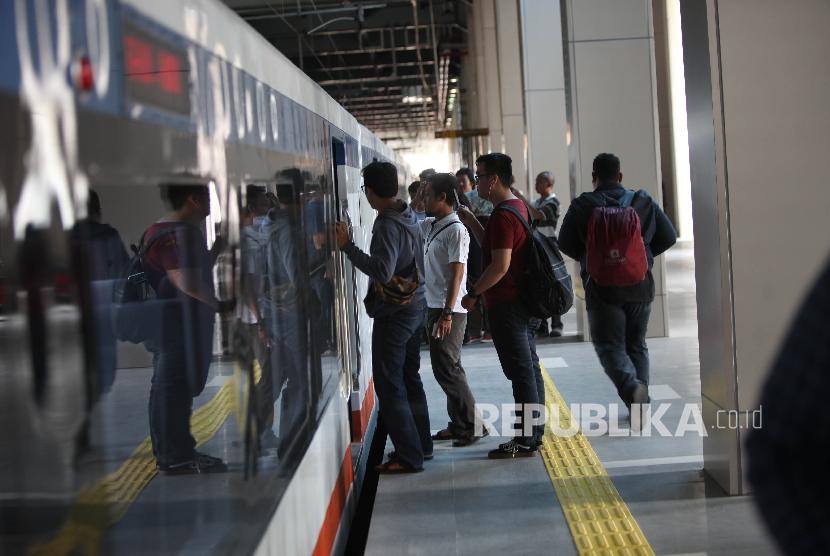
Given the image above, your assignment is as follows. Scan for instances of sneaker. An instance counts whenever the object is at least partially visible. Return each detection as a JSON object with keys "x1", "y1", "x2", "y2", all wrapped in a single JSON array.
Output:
[
  {"x1": 480, "y1": 334, "x2": 493, "y2": 343},
  {"x1": 487, "y1": 439, "x2": 536, "y2": 459},
  {"x1": 158, "y1": 452, "x2": 228, "y2": 475},
  {"x1": 549, "y1": 327, "x2": 563, "y2": 338},
  {"x1": 468, "y1": 334, "x2": 482, "y2": 343},
  {"x1": 453, "y1": 427, "x2": 489, "y2": 447}
]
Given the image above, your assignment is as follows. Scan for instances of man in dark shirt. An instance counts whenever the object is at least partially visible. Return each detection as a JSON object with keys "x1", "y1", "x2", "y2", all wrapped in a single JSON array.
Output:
[
  {"x1": 335, "y1": 162, "x2": 431, "y2": 474},
  {"x1": 558, "y1": 153, "x2": 677, "y2": 411},
  {"x1": 143, "y1": 183, "x2": 227, "y2": 474},
  {"x1": 459, "y1": 153, "x2": 545, "y2": 459}
]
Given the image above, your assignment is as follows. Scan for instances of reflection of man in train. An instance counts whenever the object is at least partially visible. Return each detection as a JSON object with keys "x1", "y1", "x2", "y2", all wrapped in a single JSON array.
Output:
[
  {"x1": 240, "y1": 185, "x2": 276, "y2": 445},
  {"x1": 69, "y1": 190, "x2": 129, "y2": 450},
  {"x1": 70, "y1": 190, "x2": 129, "y2": 395},
  {"x1": 304, "y1": 180, "x2": 336, "y2": 356},
  {"x1": 142, "y1": 183, "x2": 227, "y2": 474},
  {"x1": 335, "y1": 161, "x2": 432, "y2": 474},
  {"x1": 261, "y1": 175, "x2": 313, "y2": 459}
]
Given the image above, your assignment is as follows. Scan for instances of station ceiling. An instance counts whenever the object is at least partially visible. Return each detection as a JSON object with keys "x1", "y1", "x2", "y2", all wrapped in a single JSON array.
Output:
[{"x1": 222, "y1": 0, "x2": 468, "y2": 134}]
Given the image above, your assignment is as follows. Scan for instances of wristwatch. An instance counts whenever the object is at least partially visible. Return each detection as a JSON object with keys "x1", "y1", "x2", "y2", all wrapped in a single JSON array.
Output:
[{"x1": 441, "y1": 307, "x2": 454, "y2": 319}]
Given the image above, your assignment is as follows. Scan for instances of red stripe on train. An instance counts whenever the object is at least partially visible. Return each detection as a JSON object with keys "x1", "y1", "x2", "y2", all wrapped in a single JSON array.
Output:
[{"x1": 311, "y1": 444, "x2": 354, "y2": 556}]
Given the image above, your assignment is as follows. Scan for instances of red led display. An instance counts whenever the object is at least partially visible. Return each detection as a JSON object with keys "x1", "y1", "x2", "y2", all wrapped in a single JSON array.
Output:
[{"x1": 122, "y1": 22, "x2": 190, "y2": 116}]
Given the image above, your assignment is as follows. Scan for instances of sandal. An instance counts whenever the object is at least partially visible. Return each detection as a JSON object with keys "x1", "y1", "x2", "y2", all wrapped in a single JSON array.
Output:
[
  {"x1": 375, "y1": 459, "x2": 424, "y2": 474},
  {"x1": 431, "y1": 428, "x2": 455, "y2": 441}
]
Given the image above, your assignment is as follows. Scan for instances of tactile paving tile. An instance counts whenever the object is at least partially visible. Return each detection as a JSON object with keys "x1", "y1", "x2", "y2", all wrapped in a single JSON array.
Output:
[
  {"x1": 30, "y1": 361, "x2": 258, "y2": 555},
  {"x1": 539, "y1": 366, "x2": 655, "y2": 556}
]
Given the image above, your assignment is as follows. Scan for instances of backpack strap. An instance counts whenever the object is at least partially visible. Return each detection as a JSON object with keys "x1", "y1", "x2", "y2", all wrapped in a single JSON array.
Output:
[
  {"x1": 497, "y1": 203, "x2": 533, "y2": 233},
  {"x1": 425, "y1": 219, "x2": 463, "y2": 253},
  {"x1": 138, "y1": 225, "x2": 182, "y2": 256}
]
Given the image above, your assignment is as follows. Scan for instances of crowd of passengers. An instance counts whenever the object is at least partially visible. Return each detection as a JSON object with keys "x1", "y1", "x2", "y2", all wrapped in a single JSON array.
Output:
[
  {"x1": 73, "y1": 150, "x2": 677, "y2": 476},
  {"x1": 336, "y1": 152, "x2": 677, "y2": 473}
]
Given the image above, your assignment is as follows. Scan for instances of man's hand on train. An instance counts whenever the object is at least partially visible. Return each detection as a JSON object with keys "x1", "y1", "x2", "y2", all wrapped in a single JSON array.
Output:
[{"x1": 335, "y1": 221, "x2": 350, "y2": 248}]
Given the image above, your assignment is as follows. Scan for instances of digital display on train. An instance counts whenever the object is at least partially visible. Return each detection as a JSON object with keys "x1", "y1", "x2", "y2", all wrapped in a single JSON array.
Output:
[{"x1": 122, "y1": 22, "x2": 191, "y2": 117}]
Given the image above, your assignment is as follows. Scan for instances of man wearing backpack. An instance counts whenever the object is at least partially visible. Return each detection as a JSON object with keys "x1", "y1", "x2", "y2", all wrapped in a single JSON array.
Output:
[
  {"x1": 458, "y1": 153, "x2": 546, "y2": 459},
  {"x1": 335, "y1": 161, "x2": 432, "y2": 474},
  {"x1": 141, "y1": 183, "x2": 228, "y2": 474},
  {"x1": 559, "y1": 153, "x2": 677, "y2": 411}
]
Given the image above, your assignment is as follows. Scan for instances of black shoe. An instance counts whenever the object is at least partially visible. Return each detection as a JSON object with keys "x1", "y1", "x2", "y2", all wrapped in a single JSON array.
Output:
[
  {"x1": 159, "y1": 452, "x2": 228, "y2": 475},
  {"x1": 487, "y1": 439, "x2": 537, "y2": 459},
  {"x1": 630, "y1": 383, "x2": 650, "y2": 405},
  {"x1": 431, "y1": 428, "x2": 456, "y2": 441},
  {"x1": 549, "y1": 327, "x2": 563, "y2": 338},
  {"x1": 387, "y1": 450, "x2": 433, "y2": 461},
  {"x1": 453, "y1": 427, "x2": 489, "y2": 447}
]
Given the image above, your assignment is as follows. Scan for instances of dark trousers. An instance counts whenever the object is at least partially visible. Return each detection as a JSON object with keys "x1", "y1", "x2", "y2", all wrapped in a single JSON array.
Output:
[
  {"x1": 488, "y1": 301, "x2": 545, "y2": 446},
  {"x1": 587, "y1": 298, "x2": 651, "y2": 404},
  {"x1": 426, "y1": 309, "x2": 477, "y2": 438},
  {"x1": 148, "y1": 305, "x2": 213, "y2": 467},
  {"x1": 372, "y1": 302, "x2": 432, "y2": 468}
]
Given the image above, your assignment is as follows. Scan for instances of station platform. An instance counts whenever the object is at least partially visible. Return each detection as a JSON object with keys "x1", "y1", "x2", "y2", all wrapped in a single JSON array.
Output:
[{"x1": 364, "y1": 243, "x2": 777, "y2": 555}]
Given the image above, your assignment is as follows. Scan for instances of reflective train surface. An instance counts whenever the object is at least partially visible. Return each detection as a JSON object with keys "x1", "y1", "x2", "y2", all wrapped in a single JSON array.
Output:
[{"x1": 0, "y1": 1, "x2": 405, "y2": 554}]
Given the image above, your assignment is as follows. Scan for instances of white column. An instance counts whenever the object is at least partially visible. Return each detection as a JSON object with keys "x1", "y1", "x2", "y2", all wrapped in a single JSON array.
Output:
[
  {"x1": 494, "y1": 0, "x2": 528, "y2": 192},
  {"x1": 681, "y1": 0, "x2": 830, "y2": 495},
  {"x1": 480, "y1": 0, "x2": 503, "y2": 153},
  {"x1": 563, "y1": 0, "x2": 669, "y2": 339},
  {"x1": 519, "y1": 0, "x2": 571, "y2": 210}
]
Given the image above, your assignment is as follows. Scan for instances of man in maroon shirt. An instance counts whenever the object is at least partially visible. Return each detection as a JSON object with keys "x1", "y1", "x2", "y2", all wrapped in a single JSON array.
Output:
[
  {"x1": 459, "y1": 153, "x2": 545, "y2": 459},
  {"x1": 143, "y1": 183, "x2": 227, "y2": 474}
]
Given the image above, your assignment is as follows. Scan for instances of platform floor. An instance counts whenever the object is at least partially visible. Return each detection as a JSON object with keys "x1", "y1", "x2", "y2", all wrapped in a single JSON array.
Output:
[{"x1": 364, "y1": 243, "x2": 779, "y2": 555}]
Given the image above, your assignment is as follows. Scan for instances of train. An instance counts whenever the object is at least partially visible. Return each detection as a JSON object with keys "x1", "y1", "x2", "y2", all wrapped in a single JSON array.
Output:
[{"x1": 0, "y1": 0, "x2": 406, "y2": 554}]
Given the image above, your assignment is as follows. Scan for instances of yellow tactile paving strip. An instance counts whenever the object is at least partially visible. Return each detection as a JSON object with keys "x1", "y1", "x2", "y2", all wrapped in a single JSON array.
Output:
[
  {"x1": 539, "y1": 365, "x2": 654, "y2": 556},
  {"x1": 29, "y1": 361, "x2": 256, "y2": 556}
]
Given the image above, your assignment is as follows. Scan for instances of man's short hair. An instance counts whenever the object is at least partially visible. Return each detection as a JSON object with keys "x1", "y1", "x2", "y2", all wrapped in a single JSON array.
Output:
[
  {"x1": 408, "y1": 180, "x2": 420, "y2": 199},
  {"x1": 427, "y1": 173, "x2": 458, "y2": 206},
  {"x1": 455, "y1": 167, "x2": 475, "y2": 183},
  {"x1": 419, "y1": 168, "x2": 437, "y2": 180},
  {"x1": 536, "y1": 171, "x2": 554, "y2": 185},
  {"x1": 475, "y1": 153, "x2": 513, "y2": 187},
  {"x1": 162, "y1": 184, "x2": 208, "y2": 210},
  {"x1": 593, "y1": 153, "x2": 621, "y2": 182},
  {"x1": 362, "y1": 161, "x2": 398, "y2": 198}
]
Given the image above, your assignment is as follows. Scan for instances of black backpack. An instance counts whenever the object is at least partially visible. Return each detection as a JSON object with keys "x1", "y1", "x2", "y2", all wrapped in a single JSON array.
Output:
[
  {"x1": 498, "y1": 204, "x2": 574, "y2": 318},
  {"x1": 112, "y1": 226, "x2": 179, "y2": 344}
]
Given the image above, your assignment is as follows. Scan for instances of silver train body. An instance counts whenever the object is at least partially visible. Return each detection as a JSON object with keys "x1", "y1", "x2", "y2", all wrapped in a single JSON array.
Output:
[{"x1": 0, "y1": 0, "x2": 402, "y2": 553}]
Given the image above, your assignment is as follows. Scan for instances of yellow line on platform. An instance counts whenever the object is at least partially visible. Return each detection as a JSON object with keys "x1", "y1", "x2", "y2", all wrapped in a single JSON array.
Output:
[
  {"x1": 539, "y1": 365, "x2": 654, "y2": 556},
  {"x1": 29, "y1": 361, "x2": 260, "y2": 556}
]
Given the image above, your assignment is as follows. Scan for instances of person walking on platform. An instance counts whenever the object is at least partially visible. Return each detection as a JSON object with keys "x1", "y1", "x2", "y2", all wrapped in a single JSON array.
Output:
[
  {"x1": 335, "y1": 161, "x2": 432, "y2": 474},
  {"x1": 558, "y1": 153, "x2": 677, "y2": 413},
  {"x1": 511, "y1": 171, "x2": 564, "y2": 337},
  {"x1": 458, "y1": 153, "x2": 545, "y2": 459},
  {"x1": 142, "y1": 183, "x2": 228, "y2": 474},
  {"x1": 419, "y1": 173, "x2": 485, "y2": 446}
]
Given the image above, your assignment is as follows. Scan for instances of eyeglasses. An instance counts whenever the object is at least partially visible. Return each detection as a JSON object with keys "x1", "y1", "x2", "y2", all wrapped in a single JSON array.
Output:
[{"x1": 474, "y1": 173, "x2": 489, "y2": 184}]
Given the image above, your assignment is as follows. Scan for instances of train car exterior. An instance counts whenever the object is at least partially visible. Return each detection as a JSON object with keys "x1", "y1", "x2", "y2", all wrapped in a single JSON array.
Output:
[{"x1": 0, "y1": 0, "x2": 403, "y2": 554}]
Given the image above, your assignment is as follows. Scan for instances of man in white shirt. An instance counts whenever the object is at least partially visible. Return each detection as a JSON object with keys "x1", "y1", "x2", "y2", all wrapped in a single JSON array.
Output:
[{"x1": 420, "y1": 173, "x2": 484, "y2": 446}]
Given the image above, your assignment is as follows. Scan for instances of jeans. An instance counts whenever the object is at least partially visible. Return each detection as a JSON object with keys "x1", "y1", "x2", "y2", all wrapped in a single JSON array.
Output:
[
  {"x1": 148, "y1": 303, "x2": 214, "y2": 467},
  {"x1": 587, "y1": 298, "x2": 651, "y2": 404},
  {"x1": 372, "y1": 302, "x2": 432, "y2": 468},
  {"x1": 426, "y1": 310, "x2": 477, "y2": 438},
  {"x1": 488, "y1": 301, "x2": 545, "y2": 446}
]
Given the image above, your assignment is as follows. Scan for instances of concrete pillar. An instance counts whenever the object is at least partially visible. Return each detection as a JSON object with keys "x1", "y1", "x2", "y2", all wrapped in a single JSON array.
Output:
[
  {"x1": 519, "y1": 0, "x2": 571, "y2": 208},
  {"x1": 480, "y1": 0, "x2": 503, "y2": 153},
  {"x1": 681, "y1": 0, "x2": 830, "y2": 495},
  {"x1": 494, "y1": 0, "x2": 528, "y2": 193},
  {"x1": 562, "y1": 0, "x2": 670, "y2": 339}
]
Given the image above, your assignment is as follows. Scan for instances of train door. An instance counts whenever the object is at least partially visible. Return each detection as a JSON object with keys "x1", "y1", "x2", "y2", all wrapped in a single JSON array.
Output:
[{"x1": 330, "y1": 139, "x2": 362, "y2": 432}]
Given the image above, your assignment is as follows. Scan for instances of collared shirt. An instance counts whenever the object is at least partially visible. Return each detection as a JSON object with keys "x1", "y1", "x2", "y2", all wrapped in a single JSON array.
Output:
[{"x1": 419, "y1": 212, "x2": 469, "y2": 311}]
